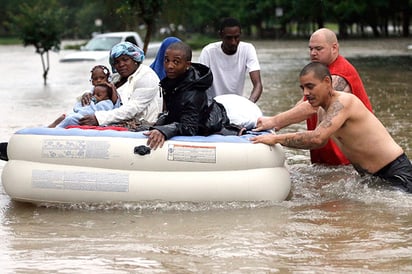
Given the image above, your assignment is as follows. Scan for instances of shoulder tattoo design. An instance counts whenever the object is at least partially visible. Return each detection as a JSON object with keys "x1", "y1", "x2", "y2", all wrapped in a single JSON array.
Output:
[
  {"x1": 319, "y1": 100, "x2": 344, "y2": 129},
  {"x1": 333, "y1": 76, "x2": 350, "y2": 92}
]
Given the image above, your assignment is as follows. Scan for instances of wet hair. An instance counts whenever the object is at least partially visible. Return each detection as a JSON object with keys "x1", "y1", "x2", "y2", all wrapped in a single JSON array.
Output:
[
  {"x1": 91, "y1": 65, "x2": 111, "y2": 80},
  {"x1": 94, "y1": 83, "x2": 113, "y2": 99},
  {"x1": 219, "y1": 17, "x2": 241, "y2": 33},
  {"x1": 300, "y1": 62, "x2": 332, "y2": 82},
  {"x1": 167, "y1": 41, "x2": 192, "y2": 61}
]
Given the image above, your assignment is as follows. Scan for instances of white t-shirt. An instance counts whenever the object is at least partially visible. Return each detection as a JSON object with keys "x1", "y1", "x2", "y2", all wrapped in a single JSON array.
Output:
[{"x1": 199, "y1": 41, "x2": 260, "y2": 101}]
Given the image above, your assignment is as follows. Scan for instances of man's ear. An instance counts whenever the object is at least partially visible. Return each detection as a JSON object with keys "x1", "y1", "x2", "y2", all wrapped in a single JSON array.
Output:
[
  {"x1": 331, "y1": 42, "x2": 339, "y2": 53},
  {"x1": 323, "y1": 75, "x2": 332, "y2": 85},
  {"x1": 186, "y1": 61, "x2": 192, "y2": 70}
]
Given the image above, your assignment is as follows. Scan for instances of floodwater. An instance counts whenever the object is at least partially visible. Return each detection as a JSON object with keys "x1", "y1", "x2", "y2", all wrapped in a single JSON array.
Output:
[{"x1": 0, "y1": 38, "x2": 411, "y2": 273}]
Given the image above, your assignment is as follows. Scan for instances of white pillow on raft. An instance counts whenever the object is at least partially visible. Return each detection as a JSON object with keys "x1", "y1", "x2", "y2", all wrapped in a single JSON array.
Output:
[{"x1": 214, "y1": 94, "x2": 263, "y2": 130}]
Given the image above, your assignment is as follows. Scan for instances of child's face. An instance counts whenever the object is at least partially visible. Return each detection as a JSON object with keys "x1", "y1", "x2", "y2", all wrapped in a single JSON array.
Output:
[
  {"x1": 91, "y1": 68, "x2": 109, "y2": 86},
  {"x1": 93, "y1": 86, "x2": 110, "y2": 102}
]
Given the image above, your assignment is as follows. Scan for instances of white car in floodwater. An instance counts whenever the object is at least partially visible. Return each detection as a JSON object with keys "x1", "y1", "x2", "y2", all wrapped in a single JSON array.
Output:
[{"x1": 60, "y1": 32, "x2": 160, "y2": 62}]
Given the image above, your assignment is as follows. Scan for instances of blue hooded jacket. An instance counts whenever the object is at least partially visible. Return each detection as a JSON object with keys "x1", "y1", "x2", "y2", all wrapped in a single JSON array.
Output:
[{"x1": 149, "y1": 37, "x2": 181, "y2": 80}]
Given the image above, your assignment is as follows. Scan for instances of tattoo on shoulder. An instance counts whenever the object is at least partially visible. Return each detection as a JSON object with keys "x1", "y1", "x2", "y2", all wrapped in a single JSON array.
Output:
[
  {"x1": 333, "y1": 76, "x2": 350, "y2": 92},
  {"x1": 319, "y1": 100, "x2": 344, "y2": 128}
]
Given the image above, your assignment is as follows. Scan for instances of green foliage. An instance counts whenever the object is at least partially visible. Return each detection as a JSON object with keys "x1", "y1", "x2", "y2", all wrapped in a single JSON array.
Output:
[
  {"x1": 119, "y1": 0, "x2": 164, "y2": 53},
  {"x1": 0, "y1": 0, "x2": 410, "y2": 43},
  {"x1": 128, "y1": 0, "x2": 163, "y2": 23},
  {"x1": 7, "y1": 0, "x2": 66, "y2": 85},
  {"x1": 189, "y1": 0, "x2": 244, "y2": 33},
  {"x1": 73, "y1": 2, "x2": 105, "y2": 37},
  {"x1": 186, "y1": 34, "x2": 216, "y2": 50},
  {"x1": 0, "y1": 37, "x2": 20, "y2": 45},
  {"x1": 8, "y1": 0, "x2": 65, "y2": 54}
]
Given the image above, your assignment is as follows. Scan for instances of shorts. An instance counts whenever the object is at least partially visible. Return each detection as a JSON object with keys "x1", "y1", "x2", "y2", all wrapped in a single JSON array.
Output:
[{"x1": 374, "y1": 153, "x2": 412, "y2": 193}]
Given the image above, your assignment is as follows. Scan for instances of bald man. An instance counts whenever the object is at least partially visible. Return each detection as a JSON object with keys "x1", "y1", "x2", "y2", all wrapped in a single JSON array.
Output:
[{"x1": 254, "y1": 28, "x2": 373, "y2": 165}]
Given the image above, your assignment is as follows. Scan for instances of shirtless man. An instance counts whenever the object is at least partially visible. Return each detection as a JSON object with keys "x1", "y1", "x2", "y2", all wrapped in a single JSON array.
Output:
[
  {"x1": 258, "y1": 28, "x2": 372, "y2": 166},
  {"x1": 251, "y1": 62, "x2": 412, "y2": 193}
]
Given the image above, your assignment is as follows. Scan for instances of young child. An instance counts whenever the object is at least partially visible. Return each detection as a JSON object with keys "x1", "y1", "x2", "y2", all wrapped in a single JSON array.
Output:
[
  {"x1": 49, "y1": 65, "x2": 117, "y2": 128},
  {"x1": 51, "y1": 83, "x2": 115, "y2": 128}
]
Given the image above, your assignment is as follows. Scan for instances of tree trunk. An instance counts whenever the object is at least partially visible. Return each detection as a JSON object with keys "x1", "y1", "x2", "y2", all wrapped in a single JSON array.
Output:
[
  {"x1": 143, "y1": 21, "x2": 154, "y2": 54},
  {"x1": 402, "y1": 3, "x2": 410, "y2": 37},
  {"x1": 40, "y1": 50, "x2": 50, "y2": 85}
]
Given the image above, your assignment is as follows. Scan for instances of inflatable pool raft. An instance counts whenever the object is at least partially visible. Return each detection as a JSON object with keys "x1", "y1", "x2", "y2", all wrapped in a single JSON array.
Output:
[{"x1": 1, "y1": 127, "x2": 291, "y2": 204}]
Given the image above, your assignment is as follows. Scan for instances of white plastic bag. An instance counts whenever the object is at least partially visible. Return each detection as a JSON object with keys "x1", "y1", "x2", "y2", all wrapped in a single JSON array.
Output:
[{"x1": 214, "y1": 94, "x2": 262, "y2": 130}]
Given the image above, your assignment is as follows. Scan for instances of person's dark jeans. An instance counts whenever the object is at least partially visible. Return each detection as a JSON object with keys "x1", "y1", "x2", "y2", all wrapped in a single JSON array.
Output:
[
  {"x1": 375, "y1": 153, "x2": 412, "y2": 193},
  {"x1": 0, "y1": 142, "x2": 8, "y2": 161}
]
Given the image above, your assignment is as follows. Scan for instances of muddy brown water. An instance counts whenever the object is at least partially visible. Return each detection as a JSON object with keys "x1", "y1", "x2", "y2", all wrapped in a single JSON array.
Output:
[{"x1": 0, "y1": 38, "x2": 411, "y2": 273}]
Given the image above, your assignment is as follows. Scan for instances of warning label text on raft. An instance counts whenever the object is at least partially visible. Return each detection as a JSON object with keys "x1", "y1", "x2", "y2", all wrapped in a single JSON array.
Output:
[{"x1": 167, "y1": 144, "x2": 216, "y2": 163}]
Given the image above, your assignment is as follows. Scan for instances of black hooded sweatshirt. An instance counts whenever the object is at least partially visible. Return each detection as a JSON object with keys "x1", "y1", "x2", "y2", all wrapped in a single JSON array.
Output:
[{"x1": 152, "y1": 63, "x2": 229, "y2": 139}]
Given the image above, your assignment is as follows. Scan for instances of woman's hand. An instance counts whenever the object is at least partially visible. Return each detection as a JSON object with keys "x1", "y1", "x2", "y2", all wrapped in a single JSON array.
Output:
[
  {"x1": 81, "y1": 92, "x2": 93, "y2": 106},
  {"x1": 79, "y1": 115, "x2": 98, "y2": 126},
  {"x1": 144, "y1": 129, "x2": 165, "y2": 150}
]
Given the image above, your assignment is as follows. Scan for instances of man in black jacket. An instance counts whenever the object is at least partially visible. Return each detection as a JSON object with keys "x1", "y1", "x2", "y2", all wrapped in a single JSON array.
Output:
[{"x1": 144, "y1": 41, "x2": 241, "y2": 150}]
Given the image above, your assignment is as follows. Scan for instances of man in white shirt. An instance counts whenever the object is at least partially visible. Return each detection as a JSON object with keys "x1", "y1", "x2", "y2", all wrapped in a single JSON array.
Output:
[{"x1": 199, "y1": 17, "x2": 263, "y2": 103}]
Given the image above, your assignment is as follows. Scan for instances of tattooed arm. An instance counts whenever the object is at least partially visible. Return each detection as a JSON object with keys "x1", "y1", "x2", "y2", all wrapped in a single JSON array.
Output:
[
  {"x1": 250, "y1": 130, "x2": 327, "y2": 149},
  {"x1": 332, "y1": 75, "x2": 351, "y2": 93},
  {"x1": 251, "y1": 76, "x2": 349, "y2": 133},
  {"x1": 251, "y1": 96, "x2": 347, "y2": 149},
  {"x1": 253, "y1": 100, "x2": 317, "y2": 132}
]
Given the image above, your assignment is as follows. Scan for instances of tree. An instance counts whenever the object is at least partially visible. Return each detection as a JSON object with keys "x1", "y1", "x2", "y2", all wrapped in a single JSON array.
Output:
[
  {"x1": 8, "y1": 0, "x2": 65, "y2": 85},
  {"x1": 1, "y1": 0, "x2": 410, "y2": 42},
  {"x1": 120, "y1": 0, "x2": 163, "y2": 54}
]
